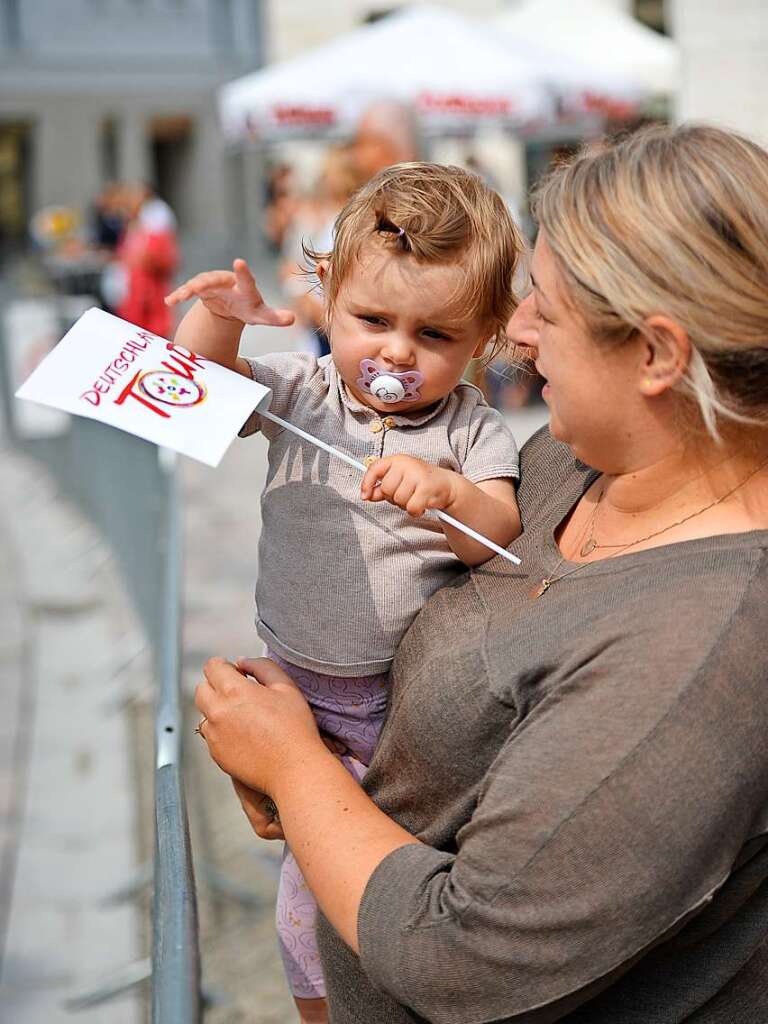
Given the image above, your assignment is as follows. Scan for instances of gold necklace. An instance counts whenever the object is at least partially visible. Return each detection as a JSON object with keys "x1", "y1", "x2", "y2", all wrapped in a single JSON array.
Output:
[
  {"x1": 579, "y1": 458, "x2": 737, "y2": 557},
  {"x1": 529, "y1": 454, "x2": 768, "y2": 600}
]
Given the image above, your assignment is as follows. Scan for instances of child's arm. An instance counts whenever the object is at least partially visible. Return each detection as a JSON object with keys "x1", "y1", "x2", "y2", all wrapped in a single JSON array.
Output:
[
  {"x1": 164, "y1": 258, "x2": 295, "y2": 377},
  {"x1": 360, "y1": 456, "x2": 520, "y2": 567}
]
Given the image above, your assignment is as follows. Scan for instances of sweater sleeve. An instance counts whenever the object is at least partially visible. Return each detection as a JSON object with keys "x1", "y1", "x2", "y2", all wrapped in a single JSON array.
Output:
[
  {"x1": 457, "y1": 393, "x2": 520, "y2": 484},
  {"x1": 357, "y1": 552, "x2": 768, "y2": 1022}
]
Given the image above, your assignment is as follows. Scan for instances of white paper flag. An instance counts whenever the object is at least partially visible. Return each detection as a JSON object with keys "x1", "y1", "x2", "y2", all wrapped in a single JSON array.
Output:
[{"x1": 15, "y1": 307, "x2": 272, "y2": 466}]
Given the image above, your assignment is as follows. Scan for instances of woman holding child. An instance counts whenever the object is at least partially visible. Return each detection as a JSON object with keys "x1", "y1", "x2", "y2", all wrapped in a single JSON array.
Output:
[{"x1": 191, "y1": 125, "x2": 768, "y2": 1022}]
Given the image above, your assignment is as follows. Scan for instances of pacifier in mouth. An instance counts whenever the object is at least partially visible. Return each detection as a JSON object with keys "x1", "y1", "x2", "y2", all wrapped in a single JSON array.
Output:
[{"x1": 356, "y1": 359, "x2": 424, "y2": 404}]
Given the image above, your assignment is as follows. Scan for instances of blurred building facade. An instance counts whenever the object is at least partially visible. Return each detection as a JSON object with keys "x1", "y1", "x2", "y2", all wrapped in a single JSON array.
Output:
[
  {"x1": 0, "y1": 0, "x2": 266, "y2": 260},
  {"x1": 671, "y1": 0, "x2": 768, "y2": 146}
]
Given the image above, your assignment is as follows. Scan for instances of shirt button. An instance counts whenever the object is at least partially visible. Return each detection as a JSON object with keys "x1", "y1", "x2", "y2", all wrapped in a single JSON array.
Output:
[
  {"x1": 369, "y1": 419, "x2": 383, "y2": 433},
  {"x1": 383, "y1": 417, "x2": 395, "y2": 429},
  {"x1": 363, "y1": 455, "x2": 377, "y2": 468}
]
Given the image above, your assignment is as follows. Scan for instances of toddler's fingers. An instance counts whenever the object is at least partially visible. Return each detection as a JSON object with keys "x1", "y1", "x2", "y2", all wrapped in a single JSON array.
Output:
[
  {"x1": 405, "y1": 495, "x2": 428, "y2": 518},
  {"x1": 377, "y1": 467, "x2": 407, "y2": 502},
  {"x1": 231, "y1": 260, "x2": 295, "y2": 327},
  {"x1": 165, "y1": 270, "x2": 234, "y2": 305},
  {"x1": 232, "y1": 257, "x2": 257, "y2": 289},
  {"x1": 164, "y1": 281, "x2": 202, "y2": 306},
  {"x1": 361, "y1": 459, "x2": 399, "y2": 500},
  {"x1": 247, "y1": 305, "x2": 296, "y2": 328},
  {"x1": 391, "y1": 478, "x2": 417, "y2": 511},
  {"x1": 361, "y1": 459, "x2": 388, "y2": 500}
]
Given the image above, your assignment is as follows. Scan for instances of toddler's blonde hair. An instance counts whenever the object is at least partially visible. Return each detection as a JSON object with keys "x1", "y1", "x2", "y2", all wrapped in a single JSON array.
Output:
[
  {"x1": 306, "y1": 162, "x2": 522, "y2": 354},
  {"x1": 533, "y1": 123, "x2": 768, "y2": 440}
]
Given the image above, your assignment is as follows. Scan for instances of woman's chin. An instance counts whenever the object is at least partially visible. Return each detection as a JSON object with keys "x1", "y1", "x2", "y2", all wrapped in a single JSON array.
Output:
[{"x1": 546, "y1": 412, "x2": 567, "y2": 443}]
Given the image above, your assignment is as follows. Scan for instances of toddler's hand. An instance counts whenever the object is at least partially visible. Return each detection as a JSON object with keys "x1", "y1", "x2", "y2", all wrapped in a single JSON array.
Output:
[
  {"x1": 361, "y1": 455, "x2": 460, "y2": 518},
  {"x1": 231, "y1": 778, "x2": 285, "y2": 841},
  {"x1": 164, "y1": 258, "x2": 295, "y2": 327}
]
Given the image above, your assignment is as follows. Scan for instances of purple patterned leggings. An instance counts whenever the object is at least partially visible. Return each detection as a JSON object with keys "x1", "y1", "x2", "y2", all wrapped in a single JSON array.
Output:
[{"x1": 267, "y1": 651, "x2": 389, "y2": 1000}]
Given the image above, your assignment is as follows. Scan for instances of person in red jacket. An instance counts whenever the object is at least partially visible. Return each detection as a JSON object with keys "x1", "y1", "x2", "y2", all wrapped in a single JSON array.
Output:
[{"x1": 117, "y1": 183, "x2": 179, "y2": 338}]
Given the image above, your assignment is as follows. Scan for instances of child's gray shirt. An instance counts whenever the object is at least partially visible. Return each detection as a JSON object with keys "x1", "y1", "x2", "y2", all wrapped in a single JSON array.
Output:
[{"x1": 240, "y1": 352, "x2": 519, "y2": 676}]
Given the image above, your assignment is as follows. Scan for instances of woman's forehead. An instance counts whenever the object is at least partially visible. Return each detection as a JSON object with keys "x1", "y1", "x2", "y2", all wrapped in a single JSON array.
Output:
[{"x1": 530, "y1": 234, "x2": 567, "y2": 312}]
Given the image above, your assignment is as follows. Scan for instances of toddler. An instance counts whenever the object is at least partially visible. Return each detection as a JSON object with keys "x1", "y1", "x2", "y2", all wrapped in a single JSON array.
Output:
[{"x1": 167, "y1": 162, "x2": 523, "y2": 1023}]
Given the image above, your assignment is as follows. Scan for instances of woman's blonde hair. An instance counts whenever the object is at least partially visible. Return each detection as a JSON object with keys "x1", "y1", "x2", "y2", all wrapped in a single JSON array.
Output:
[
  {"x1": 533, "y1": 123, "x2": 768, "y2": 439},
  {"x1": 306, "y1": 162, "x2": 522, "y2": 354}
]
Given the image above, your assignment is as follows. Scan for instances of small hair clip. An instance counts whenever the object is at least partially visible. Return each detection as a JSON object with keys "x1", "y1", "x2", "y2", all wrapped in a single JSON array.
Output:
[{"x1": 375, "y1": 215, "x2": 411, "y2": 252}]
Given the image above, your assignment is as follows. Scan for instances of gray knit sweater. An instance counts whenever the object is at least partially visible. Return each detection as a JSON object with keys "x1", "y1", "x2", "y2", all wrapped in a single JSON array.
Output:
[{"x1": 317, "y1": 427, "x2": 768, "y2": 1023}]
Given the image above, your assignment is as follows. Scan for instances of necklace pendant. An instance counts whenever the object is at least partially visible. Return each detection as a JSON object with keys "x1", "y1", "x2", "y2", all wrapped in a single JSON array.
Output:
[
  {"x1": 580, "y1": 538, "x2": 597, "y2": 557},
  {"x1": 529, "y1": 578, "x2": 552, "y2": 600}
]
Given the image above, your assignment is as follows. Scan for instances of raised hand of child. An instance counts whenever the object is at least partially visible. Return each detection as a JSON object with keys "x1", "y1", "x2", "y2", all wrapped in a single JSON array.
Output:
[
  {"x1": 360, "y1": 455, "x2": 460, "y2": 518},
  {"x1": 164, "y1": 258, "x2": 295, "y2": 327}
]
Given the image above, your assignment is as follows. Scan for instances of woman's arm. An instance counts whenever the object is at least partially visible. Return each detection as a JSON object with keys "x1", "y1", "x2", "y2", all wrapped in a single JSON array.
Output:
[{"x1": 194, "y1": 656, "x2": 420, "y2": 952}]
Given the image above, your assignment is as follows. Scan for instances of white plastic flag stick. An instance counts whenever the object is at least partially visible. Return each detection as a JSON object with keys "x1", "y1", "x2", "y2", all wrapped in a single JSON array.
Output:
[{"x1": 260, "y1": 408, "x2": 522, "y2": 566}]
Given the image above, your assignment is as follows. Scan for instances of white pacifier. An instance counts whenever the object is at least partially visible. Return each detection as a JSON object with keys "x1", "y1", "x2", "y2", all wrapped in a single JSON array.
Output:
[{"x1": 356, "y1": 359, "x2": 424, "y2": 404}]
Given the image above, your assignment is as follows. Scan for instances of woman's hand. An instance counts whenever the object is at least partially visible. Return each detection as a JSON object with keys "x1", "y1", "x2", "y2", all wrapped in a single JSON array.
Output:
[
  {"x1": 361, "y1": 455, "x2": 460, "y2": 517},
  {"x1": 231, "y1": 778, "x2": 286, "y2": 841},
  {"x1": 197, "y1": 661, "x2": 419, "y2": 958},
  {"x1": 165, "y1": 258, "x2": 295, "y2": 327},
  {"x1": 194, "y1": 656, "x2": 322, "y2": 794}
]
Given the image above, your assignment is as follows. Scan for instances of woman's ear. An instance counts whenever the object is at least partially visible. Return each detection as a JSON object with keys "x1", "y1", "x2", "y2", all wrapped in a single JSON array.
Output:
[
  {"x1": 316, "y1": 259, "x2": 328, "y2": 286},
  {"x1": 639, "y1": 315, "x2": 691, "y2": 397}
]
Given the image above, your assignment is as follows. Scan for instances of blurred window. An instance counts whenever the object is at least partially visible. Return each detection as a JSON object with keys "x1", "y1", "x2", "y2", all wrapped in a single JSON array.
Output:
[
  {"x1": 1, "y1": 0, "x2": 20, "y2": 47},
  {"x1": 0, "y1": 122, "x2": 30, "y2": 250}
]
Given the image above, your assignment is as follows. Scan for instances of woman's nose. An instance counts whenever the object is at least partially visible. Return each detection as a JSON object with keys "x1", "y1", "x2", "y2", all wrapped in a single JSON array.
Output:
[{"x1": 507, "y1": 293, "x2": 540, "y2": 353}]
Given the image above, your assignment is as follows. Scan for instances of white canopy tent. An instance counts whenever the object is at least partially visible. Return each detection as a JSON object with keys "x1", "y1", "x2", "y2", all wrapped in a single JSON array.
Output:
[
  {"x1": 492, "y1": 0, "x2": 680, "y2": 99},
  {"x1": 219, "y1": 5, "x2": 554, "y2": 142}
]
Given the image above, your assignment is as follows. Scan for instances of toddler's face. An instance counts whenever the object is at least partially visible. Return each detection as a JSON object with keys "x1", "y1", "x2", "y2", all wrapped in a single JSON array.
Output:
[{"x1": 328, "y1": 245, "x2": 489, "y2": 415}]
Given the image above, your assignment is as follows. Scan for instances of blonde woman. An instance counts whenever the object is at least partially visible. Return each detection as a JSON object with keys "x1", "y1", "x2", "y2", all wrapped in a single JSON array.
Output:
[{"x1": 195, "y1": 125, "x2": 768, "y2": 1023}]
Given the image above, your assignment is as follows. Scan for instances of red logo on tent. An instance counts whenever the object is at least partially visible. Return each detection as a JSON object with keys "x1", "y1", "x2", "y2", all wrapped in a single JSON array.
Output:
[
  {"x1": 272, "y1": 105, "x2": 336, "y2": 126},
  {"x1": 418, "y1": 92, "x2": 514, "y2": 116}
]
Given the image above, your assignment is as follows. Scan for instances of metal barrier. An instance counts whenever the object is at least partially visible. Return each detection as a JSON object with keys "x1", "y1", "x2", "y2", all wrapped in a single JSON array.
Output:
[
  {"x1": 0, "y1": 294, "x2": 202, "y2": 1021},
  {"x1": 153, "y1": 453, "x2": 202, "y2": 1023}
]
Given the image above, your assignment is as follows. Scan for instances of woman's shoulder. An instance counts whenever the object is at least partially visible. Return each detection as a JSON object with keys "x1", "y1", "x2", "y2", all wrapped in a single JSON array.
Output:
[
  {"x1": 518, "y1": 425, "x2": 576, "y2": 476},
  {"x1": 516, "y1": 426, "x2": 593, "y2": 523}
]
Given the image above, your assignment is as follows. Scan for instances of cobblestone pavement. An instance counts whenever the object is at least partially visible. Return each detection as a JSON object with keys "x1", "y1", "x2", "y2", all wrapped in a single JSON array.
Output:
[{"x1": 0, "y1": 443, "x2": 145, "y2": 1023}]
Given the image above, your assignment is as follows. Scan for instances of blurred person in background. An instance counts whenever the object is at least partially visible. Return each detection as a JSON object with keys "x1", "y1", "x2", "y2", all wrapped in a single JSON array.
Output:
[
  {"x1": 351, "y1": 99, "x2": 421, "y2": 179},
  {"x1": 279, "y1": 145, "x2": 365, "y2": 357},
  {"x1": 89, "y1": 181, "x2": 125, "y2": 254},
  {"x1": 115, "y1": 182, "x2": 179, "y2": 337},
  {"x1": 264, "y1": 161, "x2": 299, "y2": 255},
  {"x1": 90, "y1": 181, "x2": 128, "y2": 312}
]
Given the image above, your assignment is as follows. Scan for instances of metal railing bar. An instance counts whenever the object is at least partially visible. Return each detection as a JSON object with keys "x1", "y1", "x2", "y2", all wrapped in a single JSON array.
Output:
[{"x1": 152, "y1": 449, "x2": 202, "y2": 1023}]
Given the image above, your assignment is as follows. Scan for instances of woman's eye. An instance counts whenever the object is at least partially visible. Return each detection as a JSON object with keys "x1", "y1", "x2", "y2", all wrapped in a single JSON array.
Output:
[
  {"x1": 359, "y1": 315, "x2": 385, "y2": 326},
  {"x1": 422, "y1": 329, "x2": 450, "y2": 341}
]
